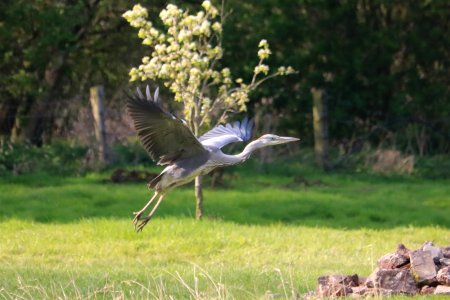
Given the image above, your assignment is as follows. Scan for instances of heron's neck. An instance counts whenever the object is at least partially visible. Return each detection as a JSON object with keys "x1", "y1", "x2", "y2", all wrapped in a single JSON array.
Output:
[{"x1": 235, "y1": 140, "x2": 262, "y2": 162}]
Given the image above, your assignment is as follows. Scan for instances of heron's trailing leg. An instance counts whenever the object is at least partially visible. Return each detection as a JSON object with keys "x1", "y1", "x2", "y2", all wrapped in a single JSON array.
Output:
[
  {"x1": 133, "y1": 192, "x2": 159, "y2": 225},
  {"x1": 135, "y1": 193, "x2": 166, "y2": 232}
]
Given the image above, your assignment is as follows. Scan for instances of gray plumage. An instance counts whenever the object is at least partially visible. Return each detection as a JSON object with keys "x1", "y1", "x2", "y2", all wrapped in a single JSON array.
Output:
[
  {"x1": 127, "y1": 87, "x2": 206, "y2": 166},
  {"x1": 127, "y1": 86, "x2": 299, "y2": 232}
]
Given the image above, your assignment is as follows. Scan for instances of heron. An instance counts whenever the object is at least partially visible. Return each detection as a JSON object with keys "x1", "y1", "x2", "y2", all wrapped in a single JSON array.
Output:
[{"x1": 127, "y1": 86, "x2": 300, "y2": 232}]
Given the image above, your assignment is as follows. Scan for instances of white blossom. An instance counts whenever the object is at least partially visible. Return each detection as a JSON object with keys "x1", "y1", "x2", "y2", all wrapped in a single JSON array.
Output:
[
  {"x1": 202, "y1": 1, "x2": 212, "y2": 11},
  {"x1": 212, "y1": 22, "x2": 222, "y2": 33},
  {"x1": 258, "y1": 48, "x2": 271, "y2": 60},
  {"x1": 123, "y1": 2, "x2": 294, "y2": 130},
  {"x1": 258, "y1": 39, "x2": 268, "y2": 48},
  {"x1": 254, "y1": 64, "x2": 269, "y2": 75}
]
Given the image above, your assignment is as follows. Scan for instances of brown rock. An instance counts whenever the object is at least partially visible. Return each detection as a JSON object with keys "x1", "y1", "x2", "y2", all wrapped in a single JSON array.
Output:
[
  {"x1": 440, "y1": 258, "x2": 450, "y2": 266},
  {"x1": 351, "y1": 287, "x2": 395, "y2": 298},
  {"x1": 111, "y1": 169, "x2": 157, "y2": 183},
  {"x1": 333, "y1": 286, "x2": 353, "y2": 297},
  {"x1": 437, "y1": 266, "x2": 450, "y2": 285},
  {"x1": 364, "y1": 288, "x2": 394, "y2": 297},
  {"x1": 442, "y1": 247, "x2": 450, "y2": 259},
  {"x1": 378, "y1": 252, "x2": 409, "y2": 269},
  {"x1": 365, "y1": 268, "x2": 418, "y2": 295},
  {"x1": 351, "y1": 286, "x2": 368, "y2": 296},
  {"x1": 357, "y1": 276, "x2": 367, "y2": 285},
  {"x1": 316, "y1": 274, "x2": 358, "y2": 297},
  {"x1": 422, "y1": 241, "x2": 444, "y2": 262},
  {"x1": 435, "y1": 285, "x2": 450, "y2": 295},
  {"x1": 396, "y1": 243, "x2": 410, "y2": 258},
  {"x1": 420, "y1": 285, "x2": 436, "y2": 294},
  {"x1": 410, "y1": 250, "x2": 437, "y2": 285},
  {"x1": 318, "y1": 274, "x2": 359, "y2": 287},
  {"x1": 317, "y1": 283, "x2": 352, "y2": 297}
]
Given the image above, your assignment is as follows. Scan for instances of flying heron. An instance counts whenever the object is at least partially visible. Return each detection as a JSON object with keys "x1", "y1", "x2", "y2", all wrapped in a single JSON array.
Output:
[{"x1": 127, "y1": 86, "x2": 299, "y2": 232}]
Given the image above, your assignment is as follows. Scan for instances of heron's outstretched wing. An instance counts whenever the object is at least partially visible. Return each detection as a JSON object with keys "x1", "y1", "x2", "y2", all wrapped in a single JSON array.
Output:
[
  {"x1": 199, "y1": 117, "x2": 254, "y2": 148},
  {"x1": 127, "y1": 86, "x2": 207, "y2": 165}
]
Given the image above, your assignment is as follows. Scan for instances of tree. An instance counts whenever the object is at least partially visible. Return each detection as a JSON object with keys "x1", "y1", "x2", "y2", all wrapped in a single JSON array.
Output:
[
  {"x1": 0, "y1": 0, "x2": 159, "y2": 144},
  {"x1": 123, "y1": 1, "x2": 294, "y2": 219}
]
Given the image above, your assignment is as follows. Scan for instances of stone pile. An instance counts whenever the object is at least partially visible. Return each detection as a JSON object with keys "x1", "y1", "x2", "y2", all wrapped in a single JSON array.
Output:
[
  {"x1": 314, "y1": 242, "x2": 450, "y2": 297},
  {"x1": 110, "y1": 169, "x2": 158, "y2": 183}
]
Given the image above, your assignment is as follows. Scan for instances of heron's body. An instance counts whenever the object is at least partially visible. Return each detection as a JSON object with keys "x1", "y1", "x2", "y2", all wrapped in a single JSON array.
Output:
[
  {"x1": 126, "y1": 86, "x2": 299, "y2": 231},
  {"x1": 151, "y1": 145, "x2": 252, "y2": 192}
]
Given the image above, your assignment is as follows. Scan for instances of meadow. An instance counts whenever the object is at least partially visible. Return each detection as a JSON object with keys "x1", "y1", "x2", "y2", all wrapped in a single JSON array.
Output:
[{"x1": 0, "y1": 159, "x2": 449, "y2": 299}]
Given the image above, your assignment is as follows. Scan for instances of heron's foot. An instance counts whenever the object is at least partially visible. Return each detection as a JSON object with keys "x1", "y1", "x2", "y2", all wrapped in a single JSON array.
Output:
[
  {"x1": 135, "y1": 216, "x2": 152, "y2": 232},
  {"x1": 132, "y1": 210, "x2": 144, "y2": 225}
]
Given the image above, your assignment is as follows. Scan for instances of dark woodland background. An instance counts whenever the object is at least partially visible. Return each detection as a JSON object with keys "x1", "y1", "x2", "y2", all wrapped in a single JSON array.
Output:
[{"x1": 0, "y1": 0, "x2": 449, "y2": 176}]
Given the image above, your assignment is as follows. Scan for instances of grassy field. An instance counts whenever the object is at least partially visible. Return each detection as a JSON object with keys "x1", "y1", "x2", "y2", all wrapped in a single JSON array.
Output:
[{"x1": 0, "y1": 160, "x2": 449, "y2": 299}]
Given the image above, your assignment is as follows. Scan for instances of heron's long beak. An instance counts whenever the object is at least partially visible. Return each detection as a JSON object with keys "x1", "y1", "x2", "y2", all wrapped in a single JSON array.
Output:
[{"x1": 277, "y1": 136, "x2": 300, "y2": 144}]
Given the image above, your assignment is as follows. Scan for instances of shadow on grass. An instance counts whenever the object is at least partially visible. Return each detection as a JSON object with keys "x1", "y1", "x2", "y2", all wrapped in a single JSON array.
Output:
[{"x1": 0, "y1": 168, "x2": 449, "y2": 229}]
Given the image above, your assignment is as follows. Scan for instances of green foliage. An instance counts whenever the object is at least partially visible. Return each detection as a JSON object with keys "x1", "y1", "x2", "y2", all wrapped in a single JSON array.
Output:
[
  {"x1": 0, "y1": 141, "x2": 87, "y2": 176},
  {"x1": 222, "y1": 0, "x2": 449, "y2": 154},
  {"x1": 0, "y1": 164, "x2": 449, "y2": 298},
  {"x1": 110, "y1": 139, "x2": 154, "y2": 167},
  {"x1": 414, "y1": 154, "x2": 450, "y2": 179}
]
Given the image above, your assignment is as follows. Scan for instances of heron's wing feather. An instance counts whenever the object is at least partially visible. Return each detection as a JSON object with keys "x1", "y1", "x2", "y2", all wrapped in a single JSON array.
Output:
[
  {"x1": 127, "y1": 86, "x2": 207, "y2": 165},
  {"x1": 199, "y1": 117, "x2": 254, "y2": 148}
]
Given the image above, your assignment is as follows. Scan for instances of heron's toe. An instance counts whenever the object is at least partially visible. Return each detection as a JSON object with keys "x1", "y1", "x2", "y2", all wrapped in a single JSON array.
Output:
[
  {"x1": 132, "y1": 212, "x2": 143, "y2": 225},
  {"x1": 135, "y1": 217, "x2": 152, "y2": 232}
]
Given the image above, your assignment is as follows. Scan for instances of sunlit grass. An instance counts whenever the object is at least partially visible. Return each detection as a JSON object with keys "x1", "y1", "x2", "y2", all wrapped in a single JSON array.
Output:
[{"x1": 0, "y1": 161, "x2": 449, "y2": 298}]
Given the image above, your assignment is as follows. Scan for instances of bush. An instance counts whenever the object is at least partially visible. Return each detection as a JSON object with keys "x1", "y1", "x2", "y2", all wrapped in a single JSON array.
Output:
[
  {"x1": 0, "y1": 141, "x2": 88, "y2": 176},
  {"x1": 109, "y1": 139, "x2": 152, "y2": 167},
  {"x1": 414, "y1": 155, "x2": 450, "y2": 179}
]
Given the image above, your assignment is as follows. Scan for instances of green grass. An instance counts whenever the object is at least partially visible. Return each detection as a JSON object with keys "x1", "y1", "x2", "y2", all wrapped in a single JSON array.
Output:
[{"x1": 0, "y1": 161, "x2": 449, "y2": 299}]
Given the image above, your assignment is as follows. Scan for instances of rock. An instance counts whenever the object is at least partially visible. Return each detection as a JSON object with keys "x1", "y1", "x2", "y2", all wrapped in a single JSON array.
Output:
[
  {"x1": 364, "y1": 288, "x2": 394, "y2": 297},
  {"x1": 378, "y1": 252, "x2": 409, "y2": 269},
  {"x1": 316, "y1": 274, "x2": 358, "y2": 297},
  {"x1": 442, "y1": 247, "x2": 450, "y2": 259},
  {"x1": 351, "y1": 286, "x2": 368, "y2": 296},
  {"x1": 435, "y1": 285, "x2": 450, "y2": 295},
  {"x1": 420, "y1": 285, "x2": 436, "y2": 294},
  {"x1": 333, "y1": 286, "x2": 353, "y2": 297},
  {"x1": 318, "y1": 274, "x2": 359, "y2": 287},
  {"x1": 365, "y1": 268, "x2": 418, "y2": 295},
  {"x1": 111, "y1": 169, "x2": 158, "y2": 183},
  {"x1": 317, "y1": 283, "x2": 352, "y2": 297},
  {"x1": 410, "y1": 250, "x2": 437, "y2": 285},
  {"x1": 357, "y1": 276, "x2": 367, "y2": 285},
  {"x1": 422, "y1": 241, "x2": 444, "y2": 263},
  {"x1": 440, "y1": 258, "x2": 450, "y2": 266},
  {"x1": 396, "y1": 243, "x2": 410, "y2": 258},
  {"x1": 350, "y1": 286, "x2": 394, "y2": 298},
  {"x1": 437, "y1": 267, "x2": 450, "y2": 285},
  {"x1": 351, "y1": 286, "x2": 396, "y2": 298}
]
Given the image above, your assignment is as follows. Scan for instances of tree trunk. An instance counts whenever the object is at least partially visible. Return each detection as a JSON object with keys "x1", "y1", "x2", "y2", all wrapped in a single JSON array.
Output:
[
  {"x1": 21, "y1": 97, "x2": 56, "y2": 146},
  {"x1": 195, "y1": 175, "x2": 204, "y2": 220},
  {"x1": 312, "y1": 87, "x2": 330, "y2": 170},
  {"x1": 192, "y1": 103, "x2": 204, "y2": 220},
  {"x1": 89, "y1": 85, "x2": 109, "y2": 164},
  {"x1": 0, "y1": 99, "x2": 18, "y2": 139},
  {"x1": 21, "y1": 53, "x2": 66, "y2": 145}
]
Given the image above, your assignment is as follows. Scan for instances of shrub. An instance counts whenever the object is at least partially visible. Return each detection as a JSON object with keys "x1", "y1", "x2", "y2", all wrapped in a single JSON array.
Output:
[{"x1": 0, "y1": 141, "x2": 88, "y2": 176}]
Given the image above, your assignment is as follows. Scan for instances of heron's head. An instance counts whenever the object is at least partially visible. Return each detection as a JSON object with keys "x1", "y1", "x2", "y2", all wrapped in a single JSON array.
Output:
[{"x1": 256, "y1": 134, "x2": 300, "y2": 147}]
